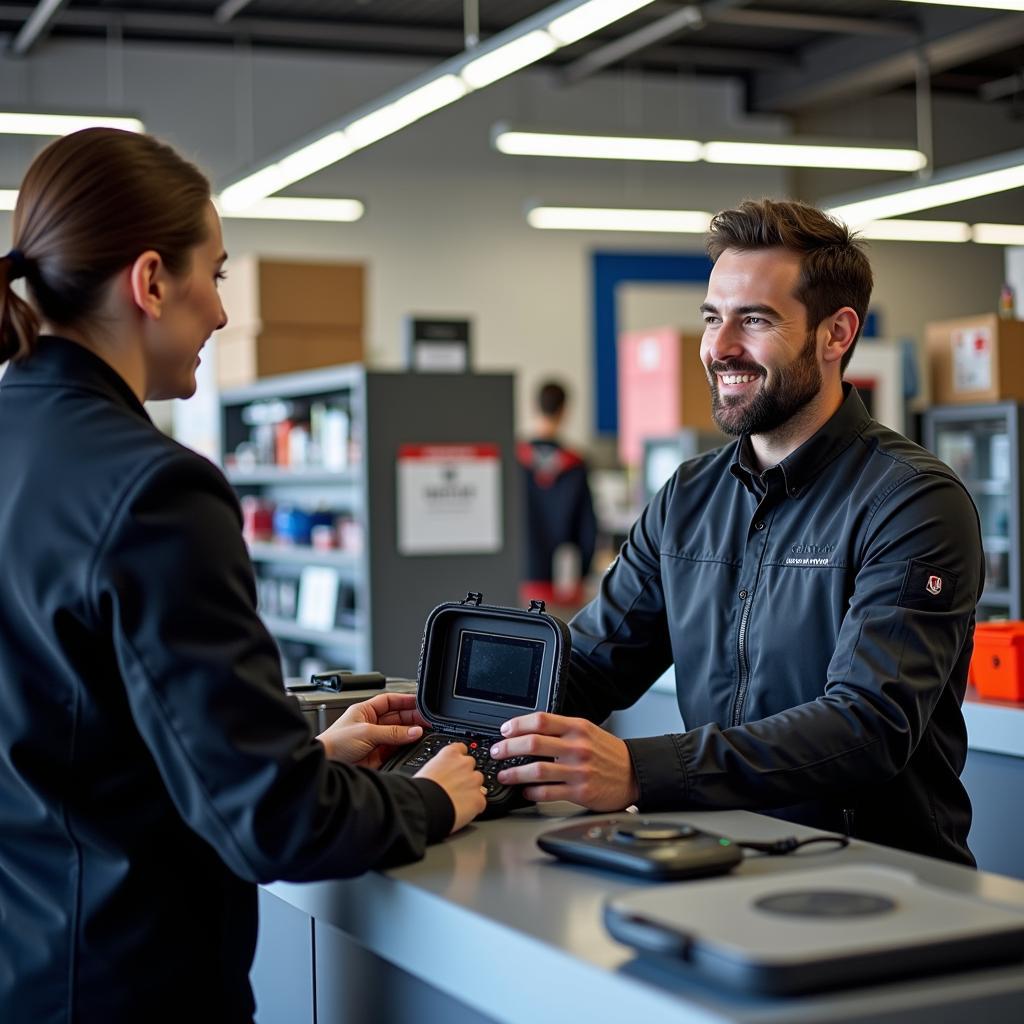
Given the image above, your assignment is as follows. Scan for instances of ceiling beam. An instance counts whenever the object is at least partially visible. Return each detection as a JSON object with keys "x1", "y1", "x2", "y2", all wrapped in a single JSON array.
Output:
[
  {"x1": 562, "y1": 5, "x2": 704, "y2": 84},
  {"x1": 562, "y1": 0, "x2": 749, "y2": 84},
  {"x1": 215, "y1": 0, "x2": 256, "y2": 25},
  {"x1": 750, "y1": 7, "x2": 1024, "y2": 113},
  {"x1": 646, "y1": 42, "x2": 793, "y2": 71},
  {"x1": 9, "y1": 0, "x2": 69, "y2": 56},
  {"x1": 0, "y1": 6, "x2": 465, "y2": 54},
  {"x1": 710, "y1": 9, "x2": 919, "y2": 40},
  {"x1": 979, "y1": 71, "x2": 1024, "y2": 103}
]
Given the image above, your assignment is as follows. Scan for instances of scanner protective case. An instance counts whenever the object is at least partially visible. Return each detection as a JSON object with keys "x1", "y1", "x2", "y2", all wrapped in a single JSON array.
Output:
[{"x1": 383, "y1": 592, "x2": 570, "y2": 818}]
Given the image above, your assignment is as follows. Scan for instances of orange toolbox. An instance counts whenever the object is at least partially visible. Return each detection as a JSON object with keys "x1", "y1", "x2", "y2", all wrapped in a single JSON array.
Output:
[{"x1": 970, "y1": 622, "x2": 1024, "y2": 702}]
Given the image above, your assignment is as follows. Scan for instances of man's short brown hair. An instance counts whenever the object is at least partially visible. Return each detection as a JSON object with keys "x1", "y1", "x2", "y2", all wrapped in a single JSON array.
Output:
[{"x1": 706, "y1": 198, "x2": 873, "y2": 372}]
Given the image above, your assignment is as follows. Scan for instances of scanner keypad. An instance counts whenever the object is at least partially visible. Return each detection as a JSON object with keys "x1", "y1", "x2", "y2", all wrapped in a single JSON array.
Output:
[{"x1": 399, "y1": 733, "x2": 532, "y2": 797}]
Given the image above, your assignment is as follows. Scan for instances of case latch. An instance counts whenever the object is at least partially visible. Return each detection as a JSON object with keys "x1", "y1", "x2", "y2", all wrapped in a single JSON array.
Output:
[
  {"x1": 462, "y1": 591, "x2": 483, "y2": 606},
  {"x1": 528, "y1": 599, "x2": 547, "y2": 614}
]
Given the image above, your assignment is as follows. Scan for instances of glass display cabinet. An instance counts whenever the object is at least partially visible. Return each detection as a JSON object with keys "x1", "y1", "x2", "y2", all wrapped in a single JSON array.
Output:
[{"x1": 924, "y1": 403, "x2": 1022, "y2": 621}]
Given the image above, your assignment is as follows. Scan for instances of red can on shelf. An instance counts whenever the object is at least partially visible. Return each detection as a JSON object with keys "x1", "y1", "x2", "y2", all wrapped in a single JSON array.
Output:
[{"x1": 971, "y1": 622, "x2": 1024, "y2": 702}]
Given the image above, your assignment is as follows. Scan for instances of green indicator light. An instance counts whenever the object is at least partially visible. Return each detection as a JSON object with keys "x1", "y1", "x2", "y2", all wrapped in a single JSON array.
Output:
[{"x1": 719, "y1": 839, "x2": 731, "y2": 846}]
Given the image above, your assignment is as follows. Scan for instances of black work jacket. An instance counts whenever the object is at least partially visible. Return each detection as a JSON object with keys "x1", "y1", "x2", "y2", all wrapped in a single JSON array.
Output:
[
  {"x1": 0, "y1": 338, "x2": 452, "y2": 1024},
  {"x1": 566, "y1": 385, "x2": 982, "y2": 865}
]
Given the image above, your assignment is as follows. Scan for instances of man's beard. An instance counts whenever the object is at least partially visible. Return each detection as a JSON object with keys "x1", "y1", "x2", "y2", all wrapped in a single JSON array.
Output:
[{"x1": 708, "y1": 330, "x2": 822, "y2": 437}]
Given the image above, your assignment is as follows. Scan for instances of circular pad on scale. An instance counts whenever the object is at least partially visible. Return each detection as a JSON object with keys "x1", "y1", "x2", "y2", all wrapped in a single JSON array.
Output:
[{"x1": 754, "y1": 889, "x2": 896, "y2": 918}]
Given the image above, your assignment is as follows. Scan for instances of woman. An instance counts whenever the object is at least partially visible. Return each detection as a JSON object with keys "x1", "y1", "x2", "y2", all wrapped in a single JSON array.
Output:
[{"x1": 0, "y1": 128, "x2": 485, "y2": 1023}]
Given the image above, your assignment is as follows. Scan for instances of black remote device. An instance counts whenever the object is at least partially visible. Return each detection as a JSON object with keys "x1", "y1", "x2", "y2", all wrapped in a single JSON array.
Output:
[{"x1": 537, "y1": 817, "x2": 743, "y2": 880}]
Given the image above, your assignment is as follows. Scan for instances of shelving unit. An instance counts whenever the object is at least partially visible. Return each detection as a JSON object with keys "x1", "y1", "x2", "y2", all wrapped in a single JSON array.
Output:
[
  {"x1": 219, "y1": 364, "x2": 520, "y2": 678},
  {"x1": 925, "y1": 402, "x2": 1023, "y2": 621}
]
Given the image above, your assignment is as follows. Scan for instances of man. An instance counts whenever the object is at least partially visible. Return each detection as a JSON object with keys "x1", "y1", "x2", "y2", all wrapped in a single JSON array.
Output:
[
  {"x1": 517, "y1": 380, "x2": 597, "y2": 608},
  {"x1": 491, "y1": 198, "x2": 982, "y2": 865}
]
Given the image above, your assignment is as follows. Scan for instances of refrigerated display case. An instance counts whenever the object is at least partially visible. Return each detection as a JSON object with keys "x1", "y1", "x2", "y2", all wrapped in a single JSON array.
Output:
[{"x1": 924, "y1": 402, "x2": 1021, "y2": 621}]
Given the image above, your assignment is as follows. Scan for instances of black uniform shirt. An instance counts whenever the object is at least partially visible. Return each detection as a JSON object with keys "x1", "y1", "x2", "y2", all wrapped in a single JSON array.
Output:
[{"x1": 565, "y1": 385, "x2": 982, "y2": 864}]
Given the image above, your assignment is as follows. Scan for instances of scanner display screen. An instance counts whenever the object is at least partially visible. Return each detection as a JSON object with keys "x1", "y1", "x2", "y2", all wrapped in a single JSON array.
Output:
[{"x1": 452, "y1": 630, "x2": 544, "y2": 709}]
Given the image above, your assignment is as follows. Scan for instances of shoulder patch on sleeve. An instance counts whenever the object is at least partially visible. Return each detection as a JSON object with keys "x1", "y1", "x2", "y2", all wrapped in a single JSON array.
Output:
[{"x1": 898, "y1": 559, "x2": 958, "y2": 612}]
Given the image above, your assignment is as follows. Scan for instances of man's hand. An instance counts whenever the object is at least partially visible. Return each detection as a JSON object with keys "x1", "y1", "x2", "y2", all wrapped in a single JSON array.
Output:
[
  {"x1": 317, "y1": 692, "x2": 427, "y2": 769},
  {"x1": 489, "y1": 712, "x2": 641, "y2": 811}
]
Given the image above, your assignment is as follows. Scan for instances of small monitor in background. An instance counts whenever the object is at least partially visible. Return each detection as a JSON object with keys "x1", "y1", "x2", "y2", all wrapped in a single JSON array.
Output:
[{"x1": 642, "y1": 430, "x2": 725, "y2": 502}]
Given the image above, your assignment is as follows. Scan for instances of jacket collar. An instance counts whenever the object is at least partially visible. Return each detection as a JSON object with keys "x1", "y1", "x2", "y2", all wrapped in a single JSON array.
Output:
[
  {"x1": 730, "y1": 383, "x2": 872, "y2": 498},
  {"x1": 1, "y1": 335, "x2": 151, "y2": 423}
]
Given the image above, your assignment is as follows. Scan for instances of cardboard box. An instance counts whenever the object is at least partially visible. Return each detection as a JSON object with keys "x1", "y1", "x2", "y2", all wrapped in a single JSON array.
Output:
[
  {"x1": 219, "y1": 256, "x2": 364, "y2": 332},
  {"x1": 214, "y1": 256, "x2": 365, "y2": 388},
  {"x1": 617, "y1": 327, "x2": 718, "y2": 466},
  {"x1": 215, "y1": 325, "x2": 363, "y2": 390},
  {"x1": 926, "y1": 314, "x2": 1024, "y2": 405}
]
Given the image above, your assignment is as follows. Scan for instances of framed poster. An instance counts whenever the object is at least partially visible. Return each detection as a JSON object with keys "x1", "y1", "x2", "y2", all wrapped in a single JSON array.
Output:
[{"x1": 396, "y1": 443, "x2": 501, "y2": 554}]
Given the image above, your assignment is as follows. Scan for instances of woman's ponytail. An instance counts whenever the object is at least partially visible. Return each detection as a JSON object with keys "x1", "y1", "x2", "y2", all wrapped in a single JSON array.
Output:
[{"x1": 0, "y1": 250, "x2": 40, "y2": 365}]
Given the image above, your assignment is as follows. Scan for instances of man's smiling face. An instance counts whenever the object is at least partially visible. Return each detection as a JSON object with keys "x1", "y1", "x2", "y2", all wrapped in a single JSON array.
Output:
[{"x1": 700, "y1": 246, "x2": 824, "y2": 438}]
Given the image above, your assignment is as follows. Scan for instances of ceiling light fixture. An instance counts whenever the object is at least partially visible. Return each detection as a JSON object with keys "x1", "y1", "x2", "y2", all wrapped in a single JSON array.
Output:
[
  {"x1": 346, "y1": 75, "x2": 468, "y2": 150},
  {"x1": 0, "y1": 112, "x2": 144, "y2": 136},
  {"x1": 524, "y1": 205, "x2": 992, "y2": 243},
  {"x1": 897, "y1": 1, "x2": 1024, "y2": 11},
  {"x1": 2, "y1": 189, "x2": 363, "y2": 224},
  {"x1": 527, "y1": 206, "x2": 712, "y2": 232},
  {"x1": 492, "y1": 127, "x2": 926, "y2": 171},
  {"x1": 856, "y1": 220, "x2": 971, "y2": 243},
  {"x1": 461, "y1": 31, "x2": 557, "y2": 89},
  {"x1": 218, "y1": 197, "x2": 365, "y2": 222},
  {"x1": 548, "y1": 0, "x2": 657, "y2": 44},
  {"x1": 220, "y1": 0, "x2": 659, "y2": 211},
  {"x1": 972, "y1": 223, "x2": 1024, "y2": 245},
  {"x1": 494, "y1": 127, "x2": 703, "y2": 162},
  {"x1": 825, "y1": 146, "x2": 1024, "y2": 225},
  {"x1": 702, "y1": 140, "x2": 926, "y2": 172}
]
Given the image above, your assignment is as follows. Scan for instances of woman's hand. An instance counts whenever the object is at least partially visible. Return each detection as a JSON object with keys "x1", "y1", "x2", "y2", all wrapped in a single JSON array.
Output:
[{"x1": 317, "y1": 692, "x2": 428, "y2": 769}]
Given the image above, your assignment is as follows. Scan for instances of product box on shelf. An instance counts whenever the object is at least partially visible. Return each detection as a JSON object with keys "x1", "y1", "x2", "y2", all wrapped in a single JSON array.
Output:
[
  {"x1": 214, "y1": 257, "x2": 365, "y2": 388},
  {"x1": 617, "y1": 327, "x2": 719, "y2": 467},
  {"x1": 925, "y1": 314, "x2": 1024, "y2": 405}
]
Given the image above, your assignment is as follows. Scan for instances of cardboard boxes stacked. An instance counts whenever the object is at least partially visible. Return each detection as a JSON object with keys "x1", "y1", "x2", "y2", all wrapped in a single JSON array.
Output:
[
  {"x1": 926, "y1": 314, "x2": 1024, "y2": 405},
  {"x1": 617, "y1": 327, "x2": 718, "y2": 466},
  {"x1": 215, "y1": 257, "x2": 365, "y2": 388}
]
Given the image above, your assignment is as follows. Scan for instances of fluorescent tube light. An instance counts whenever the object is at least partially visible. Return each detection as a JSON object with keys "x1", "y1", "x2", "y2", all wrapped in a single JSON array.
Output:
[
  {"x1": 219, "y1": 197, "x2": 365, "y2": 222},
  {"x1": 495, "y1": 129, "x2": 702, "y2": 162},
  {"x1": 276, "y1": 133, "x2": 354, "y2": 181},
  {"x1": 703, "y1": 141, "x2": 926, "y2": 172},
  {"x1": 972, "y1": 223, "x2": 1024, "y2": 245},
  {"x1": 828, "y1": 163, "x2": 1024, "y2": 225},
  {"x1": 897, "y1": 1, "x2": 1024, "y2": 11},
  {"x1": 548, "y1": 0, "x2": 655, "y2": 45},
  {"x1": 220, "y1": 0, "x2": 659, "y2": 210},
  {"x1": 856, "y1": 220, "x2": 971, "y2": 243},
  {"x1": 0, "y1": 190, "x2": 17, "y2": 211},
  {"x1": 0, "y1": 112, "x2": 144, "y2": 136},
  {"x1": 219, "y1": 165, "x2": 293, "y2": 214},
  {"x1": 493, "y1": 127, "x2": 924, "y2": 171},
  {"x1": 527, "y1": 206, "x2": 712, "y2": 232},
  {"x1": 461, "y1": 31, "x2": 557, "y2": 89},
  {"x1": 346, "y1": 75, "x2": 467, "y2": 150}
]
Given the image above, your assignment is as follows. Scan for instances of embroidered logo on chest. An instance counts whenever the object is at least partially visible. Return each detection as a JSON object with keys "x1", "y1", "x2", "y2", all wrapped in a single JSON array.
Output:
[{"x1": 784, "y1": 542, "x2": 836, "y2": 567}]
